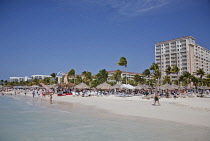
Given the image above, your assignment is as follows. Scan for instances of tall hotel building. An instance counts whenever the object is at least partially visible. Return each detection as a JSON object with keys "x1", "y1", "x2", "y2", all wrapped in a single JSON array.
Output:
[{"x1": 155, "y1": 36, "x2": 210, "y2": 81}]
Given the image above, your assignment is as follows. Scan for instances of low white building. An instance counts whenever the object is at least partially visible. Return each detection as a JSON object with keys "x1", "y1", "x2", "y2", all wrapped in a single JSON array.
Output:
[
  {"x1": 9, "y1": 77, "x2": 25, "y2": 82},
  {"x1": 31, "y1": 75, "x2": 51, "y2": 80}
]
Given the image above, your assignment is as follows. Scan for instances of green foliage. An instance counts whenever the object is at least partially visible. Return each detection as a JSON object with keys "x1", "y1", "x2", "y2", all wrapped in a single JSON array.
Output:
[
  {"x1": 142, "y1": 69, "x2": 150, "y2": 77},
  {"x1": 110, "y1": 70, "x2": 122, "y2": 82},
  {"x1": 75, "y1": 76, "x2": 82, "y2": 85},
  {"x1": 171, "y1": 66, "x2": 180, "y2": 74},
  {"x1": 68, "y1": 69, "x2": 75, "y2": 77},
  {"x1": 95, "y1": 69, "x2": 108, "y2": 84},
  {"x1": 179, "y1": 72, "x2": 192, "y2": 86},
  {"x1": 82, "y1": 71, "x2": 92, "y2": 85},
  {"x1": 195, "y1": 68, "x2": 205, "y2": 79},
  {"x1": 107, "y1": 81, "x2": 116, "y2": 86},
  {"x1": 150, "y1": 63, "x2": 161, "y2": 80},
  {"x1": 122, "y1": 77, "x2": 126, "y2": 84},
  {"x1": 133, "y1": 74, "x2": 144, "y2": 85},
  {"x1": 116, "y1": 57, "x2": 127, "y2": 67},
  {"x1": 50, "y1": 73, "x2": 56, "y2": 78},
  {"x1": 149, "y1": 63, "x2": 159, "y2": 71},
  {"x1": 165, "y1": 66, "x2": 172, "y2": 76},
  {"x1": 128, "y1": 79, "x2": 135, "y2": 86},
  {"x1": 162, "y1": 76, "x2": 171, "y2": 85}
]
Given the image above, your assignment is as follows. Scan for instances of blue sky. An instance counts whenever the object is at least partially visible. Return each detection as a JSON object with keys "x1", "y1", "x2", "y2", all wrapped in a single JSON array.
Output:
[{"x1": 1, "y1": 0, "x2": 210, "y2": 80}]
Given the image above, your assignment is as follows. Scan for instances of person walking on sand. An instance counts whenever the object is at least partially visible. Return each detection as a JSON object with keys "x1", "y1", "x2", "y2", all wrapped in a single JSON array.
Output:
[
  {"x1": 154, "y1": 91, "x2": 161, "y2": 106},
  {"x1": 32, "y1": 91, "x2": 35, "y2": 98}
]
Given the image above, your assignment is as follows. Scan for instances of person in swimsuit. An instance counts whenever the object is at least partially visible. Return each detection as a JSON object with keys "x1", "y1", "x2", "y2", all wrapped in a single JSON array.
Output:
[{"x1": 154, "y1": 91, "x2": 161, "y2": 106}]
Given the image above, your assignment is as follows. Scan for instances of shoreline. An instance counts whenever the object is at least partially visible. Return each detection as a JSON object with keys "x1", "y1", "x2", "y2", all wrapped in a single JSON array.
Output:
[{"x1": 3, "y1": 91, "x2": 210, "y2": 128}]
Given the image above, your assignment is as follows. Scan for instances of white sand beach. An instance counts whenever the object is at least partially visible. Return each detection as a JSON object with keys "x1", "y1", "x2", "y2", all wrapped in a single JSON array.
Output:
[{"x1": 4, "y1": 91, "x2": 210, "y2": 128}]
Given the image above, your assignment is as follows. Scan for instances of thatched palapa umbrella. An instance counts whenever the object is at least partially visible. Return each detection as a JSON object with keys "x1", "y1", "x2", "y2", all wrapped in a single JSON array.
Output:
[
  {"x1": 135, "y1": 84, "x2": 150, "y2": 90},
  {"x1": 74, "y1": 83, "x2": 90, "y2": 89},
  {"x1": 112, "y1": 84, "x2": 121, "y2": 89},
  {"x1": 96, "y1": 82, "x2": 113, "y2": 90},
  {"x1": 56, "y1": 83, "x2": 75, "y2": 89}
]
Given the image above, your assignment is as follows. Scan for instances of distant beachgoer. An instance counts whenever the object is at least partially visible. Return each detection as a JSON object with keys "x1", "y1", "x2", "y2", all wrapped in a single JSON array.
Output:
[
  {"x1": 42, "y1": 91, "x2": 45, "y2": 97},
  {"x1": 166, "y1": 91, "x2": 169, "y2": 98},
  {"x1": 37, "y1": 91, "x2": 40, "y2": 97},
  {"x1": 154, "y1": 91, "x2": 160, "y2": 106},
  {"x1": 50, "y1": 94, "x2": 53, "y2": 104},
  {"x1": 32, "y1": 91, "x2": 35, "y2": 98},
  {"x1": 174, "y1": 92, "x2": 177, "y2": 99}
]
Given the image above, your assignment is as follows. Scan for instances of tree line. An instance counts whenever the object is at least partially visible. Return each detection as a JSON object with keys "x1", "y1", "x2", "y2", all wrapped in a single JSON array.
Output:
[{"x1": 1, "y1": 57, "x2": 210, "y2": 88}]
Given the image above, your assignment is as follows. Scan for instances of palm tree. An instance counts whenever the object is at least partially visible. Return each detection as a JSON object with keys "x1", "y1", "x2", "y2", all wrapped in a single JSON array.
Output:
[
  {"x1": 142, "y1": 69, "x2": 151, "y2": 85},
  {"x1": 133, "y1": 74, "x2": 142, "y2": 85},
  {"x1": 82, "y1": 71, "x2": 92, "y2": 86},
  {"x1": 171, "y1": 66, "x2": 180, "y2": 85},
  {"x1": 191, "y1": 75, "x2": 199, "y2": 89},
  {"x1": 111, "y1": 70, "x2": 122, "y2": 83},
  {"x1": 206, "y1": 74, "x2": 210, "y2": 87},
  {"x1": 162, "y1": 76, "x2": 170, "y2": 85},
  {"x1": 67, "y1": 69, "x2": 76, "y2": 84},
  {"x1": 195, "y1": 68, "x2": 206, "y2": 94},
  {"x1": 195, "y1": 68, "x2": 205, "y2": 79},
  {"x1": 165, "y1": 66, "x2": 172, "y2": 84},
  {"x1": 179, "y1": 72, "x2": 192, "y2": 87},
  {"x1": 95, "y1": 69, "x2": 108, "y2": 84},
  {"x1": 150, "y1": 63, "x2": 161, "y2": 87},
  {"x1": 116, "y1": 57, "x2": 127, "y2": 84}
]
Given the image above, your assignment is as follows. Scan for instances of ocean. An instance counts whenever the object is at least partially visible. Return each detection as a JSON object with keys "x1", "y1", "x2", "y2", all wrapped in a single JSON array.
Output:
[{"x1": 0, "y1": 95, "x2": 209, "y2": 141}]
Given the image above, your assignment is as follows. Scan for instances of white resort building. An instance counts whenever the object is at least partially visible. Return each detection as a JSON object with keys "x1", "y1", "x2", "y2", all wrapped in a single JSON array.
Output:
[
  {"x1": 155, "y1": 36, "x2": 210, "y2": 81},
  {"x1": 31, "y1": 75, "x2": 51, "y2": 80},
  {"x1": 107, "y1": 70, "x2": 142, "y2": 81},
  {"x1": 10, "y1": 75, "x2": 51, "y2": 82}
]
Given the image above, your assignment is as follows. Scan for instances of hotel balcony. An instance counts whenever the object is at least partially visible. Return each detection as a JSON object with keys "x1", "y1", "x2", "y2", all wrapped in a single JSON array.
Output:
[
  {"x1": 171, "y1": 58, "x2": 177, "y2": 61},
  {"x1": 182, "y1": 65, "x2": 187, "y2": 67},
  {"x1": 181, "y1": 61, "x2": 187, "y2": 63},
  {"x1": 180, "y1": 49, "x2": 187, "y2": 52},
  {"x1": 181, "y1": 53, "x2": 187, "y2": 56},
  {"x1": 181, "y1": 56, "x2": 187, "y2": 59}
]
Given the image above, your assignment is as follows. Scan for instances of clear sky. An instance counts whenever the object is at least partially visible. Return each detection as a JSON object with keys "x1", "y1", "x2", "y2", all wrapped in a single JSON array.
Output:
[{"x1": 1, "y1": 0, "x2": 210, "y2": 80}]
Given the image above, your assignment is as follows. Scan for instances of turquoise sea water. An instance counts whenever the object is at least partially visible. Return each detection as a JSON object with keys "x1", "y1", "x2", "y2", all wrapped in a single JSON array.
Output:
[{"x1": 0, "y1": 95, "x2": 210, "y2": 141}]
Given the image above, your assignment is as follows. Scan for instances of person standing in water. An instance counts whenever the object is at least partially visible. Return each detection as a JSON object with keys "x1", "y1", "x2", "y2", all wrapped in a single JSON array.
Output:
[{"x1": 154, "y1": 91, "x2": 161, "y2": 106}]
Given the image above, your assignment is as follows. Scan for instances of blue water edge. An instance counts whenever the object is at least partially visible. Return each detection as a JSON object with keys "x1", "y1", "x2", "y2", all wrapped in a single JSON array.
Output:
[{"x1": 0, "y1": 95, "x2": 209, "y2": 141}]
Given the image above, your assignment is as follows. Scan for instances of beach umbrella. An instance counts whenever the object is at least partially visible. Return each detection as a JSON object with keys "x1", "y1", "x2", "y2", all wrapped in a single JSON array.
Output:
[
  {"x1": 198, "y1": 86, "x2": 210, "y2": 90},
  {"x1": 57, "y1": 83, "x2": 75, "y2": 89},
  {"x1": 31, "y1": 85, "x2": 40, "y2": 88},
  {"x1": 74, "y1": 83, "x2": 90, "y2": 89},
  {"x1": 96, "y1": 82, "x2": 113, "y2": 90},
  {"x1": 112, "y1": 84, "x2": 121, "y2": 89},
  {"x1": 120, "y1": 84, "x2": 135, "y2": 89},
  {"x1": 135, "y1": 84, "x2": 150, "y2": 90},
  {"x1": 135, "y1": 85, "x2": 143, "y2": 90},
  {"x1": 171, "y1": 84, "x2": 179, "y2": 90}
]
